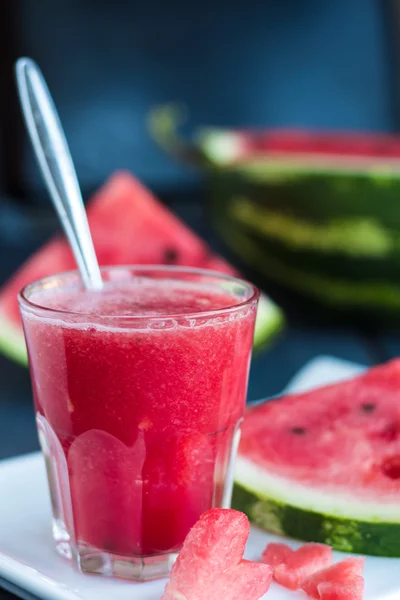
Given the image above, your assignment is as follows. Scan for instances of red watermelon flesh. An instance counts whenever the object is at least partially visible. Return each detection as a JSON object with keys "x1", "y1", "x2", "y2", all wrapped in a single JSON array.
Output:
[
  {"x1": 239, "y1": 359, "x2": 400, "y2": 499},
  {"x1": 300, "y1": 557, "x2": 365, "y2": 599},
  {"x1": 216, "y1": 129, "x2": 400, "y2": 167},
  {"x1": 261, "y1": 542, "x2": 292, "y2": 566},
  {"x1": 317, "y1": 575, "x2": 364, "y2": 600},
  {"x1": 161, "y1": 508, "x2": 272, "y2": 600},
  {"x1": 262, "y1": 542, "x2": 333, "y2": 590}
]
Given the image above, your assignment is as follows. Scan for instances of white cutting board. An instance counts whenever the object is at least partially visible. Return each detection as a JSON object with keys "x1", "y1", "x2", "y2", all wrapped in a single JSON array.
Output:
[{"x1": 0, "y1": 356, "x2": 398, "y2": 600}]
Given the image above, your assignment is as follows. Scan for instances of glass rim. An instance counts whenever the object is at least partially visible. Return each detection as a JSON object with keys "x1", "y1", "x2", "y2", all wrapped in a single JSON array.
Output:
[{"x1": 18, "y1": 264, "x2": 260, "y2": 321}]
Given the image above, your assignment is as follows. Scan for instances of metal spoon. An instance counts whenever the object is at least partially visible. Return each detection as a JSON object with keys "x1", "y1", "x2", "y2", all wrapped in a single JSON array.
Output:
[{"x1": 15, "y1": 57, "x2": 103, "y2": 291}]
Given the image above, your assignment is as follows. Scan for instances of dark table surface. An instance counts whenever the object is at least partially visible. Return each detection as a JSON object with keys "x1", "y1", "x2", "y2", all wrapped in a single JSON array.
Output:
[{"x1": 0, "y1": 190, "x2": 398, "y2": 599}]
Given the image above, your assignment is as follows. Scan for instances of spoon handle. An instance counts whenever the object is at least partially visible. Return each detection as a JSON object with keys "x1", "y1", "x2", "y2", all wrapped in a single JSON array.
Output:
[{"x1": 16, "y1": 57, "x2": 103, "y2": 290}]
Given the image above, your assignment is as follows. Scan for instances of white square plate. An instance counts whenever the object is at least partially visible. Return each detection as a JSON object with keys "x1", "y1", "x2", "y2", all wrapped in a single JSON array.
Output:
[{"x1": 0, "y1": 356, "x2": 399, "y2": 599}]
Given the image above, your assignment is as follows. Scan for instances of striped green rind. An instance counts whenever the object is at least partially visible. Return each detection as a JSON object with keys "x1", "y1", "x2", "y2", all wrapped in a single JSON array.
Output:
[
  {"x1": 224, "y1": 196, "x2": 400, "y2": 284},
  {"x1": 215, "y1": 223, "x2": 400, "y2": 311},
  {"x1": 228, "y1": 196, "x2": 396, "y2": 260},
  {"x1": 206, "y1": 163, "x2": 400, "y2": 311},
  {"x1": 232, "y1": 482, "x2": 400, "y2": 557}
]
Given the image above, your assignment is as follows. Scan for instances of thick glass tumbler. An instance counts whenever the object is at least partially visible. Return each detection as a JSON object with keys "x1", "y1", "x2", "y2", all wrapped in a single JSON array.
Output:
[{"x1": 19, "y1": 266, "x2": 259, "y2": 581}]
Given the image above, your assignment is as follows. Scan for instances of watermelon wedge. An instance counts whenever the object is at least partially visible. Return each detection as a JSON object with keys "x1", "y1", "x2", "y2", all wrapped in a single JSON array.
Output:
[
  {"x1": 161, "y1": 508, "x2": 273, "y2": 600},
  {"x1": 233, "y1": 359, "x2": 400, "y2": 556},
  {"x1": 262, "y1": 542, "x2": 333, "y2": 589},
  {"x1": 300, "y1": 557, "x2": 365, "y2": 599},
  {"x1": 0, "y1": 172, "x2": 283, "y2": 364}
]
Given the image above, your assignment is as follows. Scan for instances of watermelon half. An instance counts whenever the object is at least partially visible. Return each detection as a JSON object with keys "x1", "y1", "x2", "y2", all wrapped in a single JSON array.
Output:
[
  {"x1": 233, "y1": 359, "x2": 400, "y2": 557},
  {"x1": 150, "y1": 105, "x2": 400, "y2": 317},
  {"x1": 0, "y1": 172, "x2": 283, "y2": 365}
]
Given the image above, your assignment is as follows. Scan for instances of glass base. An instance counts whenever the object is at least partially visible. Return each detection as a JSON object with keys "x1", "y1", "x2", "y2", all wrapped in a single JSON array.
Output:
[
  {"x1": 37, "y1": 413, "x2": 242, "y2": 581},
  {"x1": 56, "y1": 540, "x2": 178, "y2": 581}
]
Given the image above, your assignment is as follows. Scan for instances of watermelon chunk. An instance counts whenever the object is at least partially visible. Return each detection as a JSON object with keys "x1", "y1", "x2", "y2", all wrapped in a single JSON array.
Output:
[
  {"x1": 317, "y1": 575, "x2": 364, "y2": 600},
  {"x1": 262, "y1": 542, "x2": 333, "y2": 589},
  {"x1": 161, "y1": 508, "x2": 272, "y2": 600},
  {"x1": 300, "y1": 557, "x2": 365, "y2": 599},
  {"x1": 233, "y1": 359, "x2": 400, "y2": 556},
  {"x1": 0, "y1": 172, "x2": 283, "y2": 364}
]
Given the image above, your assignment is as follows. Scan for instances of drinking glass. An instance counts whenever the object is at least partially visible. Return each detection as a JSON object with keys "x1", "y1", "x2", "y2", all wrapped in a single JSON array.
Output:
[{"x1": 19, "y1": 265, "x2": 259, "y2": 580}]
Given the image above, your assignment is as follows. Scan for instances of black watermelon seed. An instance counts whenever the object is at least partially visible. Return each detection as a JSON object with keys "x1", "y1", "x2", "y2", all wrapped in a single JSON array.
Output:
[
  {"x1": 164, "y1": 248, "x2": 179, "y2": 263},
  {"x1": 361, "y1": 403, "x2": 376, "y2": 413},
  {"x1": 290, "y1": 427, "x2": 306, "y2": 435}
]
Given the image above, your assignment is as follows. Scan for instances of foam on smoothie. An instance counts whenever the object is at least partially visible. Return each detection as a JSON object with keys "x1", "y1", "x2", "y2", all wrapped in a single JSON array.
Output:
[{"x1": 28, "y1": 279, "x2": 243, "y2": 317}]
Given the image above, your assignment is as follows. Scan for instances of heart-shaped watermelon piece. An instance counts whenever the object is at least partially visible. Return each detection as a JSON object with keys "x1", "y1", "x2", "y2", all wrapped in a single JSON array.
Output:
[
  {"x1": 262, "y1": 542, "x2": 333, "y2": 589},
  {"x1": 162, "y1": 508, "x2": 272, "y2": 600}
]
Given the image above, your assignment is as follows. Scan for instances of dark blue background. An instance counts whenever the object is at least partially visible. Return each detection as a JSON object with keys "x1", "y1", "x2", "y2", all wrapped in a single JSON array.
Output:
[{"x1": 18, "y1": 0, "x2": 394, "y2": 193}]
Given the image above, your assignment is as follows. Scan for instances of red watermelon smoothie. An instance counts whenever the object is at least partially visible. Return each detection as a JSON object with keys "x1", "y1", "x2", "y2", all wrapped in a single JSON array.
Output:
[{"x1": 19, "y1": 266, "x2": 258, "y2": 580}]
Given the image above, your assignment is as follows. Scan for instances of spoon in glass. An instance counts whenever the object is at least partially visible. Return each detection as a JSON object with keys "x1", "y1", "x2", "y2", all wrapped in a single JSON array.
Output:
[{"x1": 15, "y1": 57, "x2": 103, "y2": 291}]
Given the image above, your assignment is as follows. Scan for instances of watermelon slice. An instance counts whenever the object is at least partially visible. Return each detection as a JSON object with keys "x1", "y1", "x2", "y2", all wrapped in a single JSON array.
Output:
[
  {"x1": 0, "y1": 172, "x2": 283, "y2": 364},
  {"x1": 161, "y1": 508, "x2": 273, "y2": 600},
  {"x1": 262, "y1": 542, "x2": 333, "y2": 589},
  {"x1": 233, "y1": 359, "x2": 400, "y2": 556},
  {"x1": 300, "y1": 557, "x2": 365, "y2": 599}
]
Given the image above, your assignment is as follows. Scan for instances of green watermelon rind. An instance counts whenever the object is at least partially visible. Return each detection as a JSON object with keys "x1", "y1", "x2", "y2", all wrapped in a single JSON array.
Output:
[
  {"x1": 228, "y1": 196, "x2": 396, "y2": 259},
  {"x1": 215, "y1": 223, "x2": 400, "y2": 311},
  {"x1": 232, "y1": 482, "x2": 400, "y2": 557},
  {"x1": 226, "y1": 156, "x2": 400, "y2": 178},
  {"x1": 253, "y1": 294, "x2": 284, "y2": 349},
  {"x1": 233, "y1": 457, "x2": 400, "y2": 557},
  {"x1": 0, "y1": 313, "x2": 27, "y2": 365}
]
